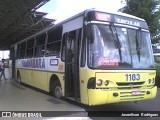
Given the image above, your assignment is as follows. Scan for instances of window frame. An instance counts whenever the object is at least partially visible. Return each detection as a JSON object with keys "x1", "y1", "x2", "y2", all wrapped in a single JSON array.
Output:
[
  {"x1": 19, "y1": 41, "x2": 27, "y2": 59},
  {"x1": 26, "y1": 38, "x2": 35, "y2": 58},
  {"x1": 45, "y1": 26, "x2": 62, "y2": 57},
  {"x1": 34, "y1": 32, "x2": 47, "y2": 57}
]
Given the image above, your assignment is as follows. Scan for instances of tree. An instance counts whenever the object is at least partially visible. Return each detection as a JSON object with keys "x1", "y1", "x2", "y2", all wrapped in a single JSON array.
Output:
[{"x1": 121, "y1": 0, "x2": 160, "y2": 35}]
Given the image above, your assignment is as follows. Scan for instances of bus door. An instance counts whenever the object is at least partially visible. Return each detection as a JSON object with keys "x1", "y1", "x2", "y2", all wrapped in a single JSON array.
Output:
[{"x1": 64, "y1": 29, "x2": 81, "y2": 101}]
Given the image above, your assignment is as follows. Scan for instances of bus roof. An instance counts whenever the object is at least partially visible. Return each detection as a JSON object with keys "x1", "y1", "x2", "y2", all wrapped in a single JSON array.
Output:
[
  {"x1": 39, "y1": 9, "x2": 147, "y2": 32},
  {"x1": 54, "y1": 9, "x2": 146, "y2": 28}
]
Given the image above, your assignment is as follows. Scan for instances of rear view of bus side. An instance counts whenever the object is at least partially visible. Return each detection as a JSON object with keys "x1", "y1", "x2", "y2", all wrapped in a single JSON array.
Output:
[{"x1": 9, "y1": 9, "x2": 157, "y2": 106}]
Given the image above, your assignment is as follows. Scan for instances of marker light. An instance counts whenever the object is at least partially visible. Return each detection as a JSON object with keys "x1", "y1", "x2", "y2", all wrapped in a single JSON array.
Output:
[{"x1": 97, "y1": 79, "x2": 103, "y2": 86}]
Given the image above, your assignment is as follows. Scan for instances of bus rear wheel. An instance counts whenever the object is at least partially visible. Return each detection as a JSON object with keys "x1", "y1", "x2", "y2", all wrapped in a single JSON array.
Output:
[
  {"x1": 53, "y1": 81, "x2": 62, "y2": 99},
  {"x1": 17, "y1": 72, "x2": 21, "y2": 84}
]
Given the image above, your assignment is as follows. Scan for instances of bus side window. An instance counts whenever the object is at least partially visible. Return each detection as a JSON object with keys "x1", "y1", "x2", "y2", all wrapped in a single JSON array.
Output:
[
  {"x1": 16, "y1": 44, "x2": 20, "y2": 59},
  {"x1": 46, "y1": 27, "x2": 62, "y2": 56},
  {"x1": 26, "y1": 38, "x2": 35, "y2": 58},
  {"x1": 46, "y1": 41, "x2": 61, "y2": 56},
  {"x1": 19, "y1": 41, "x2": 26, "y2": 59},
  {"x1": 35, "y1": 33, "x2": 46, "y2": 57}
]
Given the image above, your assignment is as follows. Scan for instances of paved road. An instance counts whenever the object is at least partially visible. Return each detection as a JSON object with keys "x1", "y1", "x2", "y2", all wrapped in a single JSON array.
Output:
[{"x1": 0, "y1": 79, "x2": 89, "y2": 120}]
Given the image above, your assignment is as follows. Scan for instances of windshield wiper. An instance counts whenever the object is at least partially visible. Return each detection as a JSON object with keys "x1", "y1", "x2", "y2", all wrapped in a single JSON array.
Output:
[
  {"x1": 136, "y1": 30, "x2": 141, "y2": 62},
  {"x1": 109, "y1": 25, "x2": 122, "y2": 61}
]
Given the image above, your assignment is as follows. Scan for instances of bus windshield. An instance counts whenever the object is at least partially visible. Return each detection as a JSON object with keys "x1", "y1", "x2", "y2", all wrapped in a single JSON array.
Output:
[{"x1": 88, "y1": 24, "x2": 155, "y2": 69}]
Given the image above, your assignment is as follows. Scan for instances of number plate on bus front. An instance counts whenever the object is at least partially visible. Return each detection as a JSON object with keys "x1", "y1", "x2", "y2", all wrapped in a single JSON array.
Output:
[{"x1": 131, "y1": 91, "x2": 141, "y2": 96}]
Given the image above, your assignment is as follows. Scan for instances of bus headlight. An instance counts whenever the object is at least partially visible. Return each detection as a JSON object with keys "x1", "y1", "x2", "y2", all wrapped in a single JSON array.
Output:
[
  {"x1": 104, "y1": 80, "x2": 109, "y2": 86},
  {"x1": 97, "y1": 79, "x2": 102, "y2": 86}
]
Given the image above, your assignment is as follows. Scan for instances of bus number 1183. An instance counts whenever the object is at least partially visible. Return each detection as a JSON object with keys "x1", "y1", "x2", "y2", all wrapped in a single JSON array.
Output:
[{"x1": 125, "y1": 74, "x2": 140, "y2": 81}]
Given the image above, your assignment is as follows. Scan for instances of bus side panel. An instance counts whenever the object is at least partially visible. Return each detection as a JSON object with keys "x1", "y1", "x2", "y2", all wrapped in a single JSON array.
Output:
[
  {"x1": 31, "y1": 57, "x2": 49, "y2": 91},
  {"x1": 32, "y1": 70, "x2": 48, "y2": 91},
  {"x1": 79, "y1": 68, "x2": 91, "y2": 105},
  {"x1": 27, "y1": 69, "x2": 33, "y2": 86},
  {"x1": 20, "y1": 69, "x2": 28, "y2": 83},
  {"x1": 18, "y1": 68, "x2": 49, "y2": 92}
]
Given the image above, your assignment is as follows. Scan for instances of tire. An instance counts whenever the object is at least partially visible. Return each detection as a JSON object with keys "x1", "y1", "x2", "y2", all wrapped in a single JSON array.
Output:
[
  {"x1": 17, "y1": 73, "x2": 21, "y2": 84},
  {"x1": 53, "y1": 81, "x2": 62, "y2": 99}
]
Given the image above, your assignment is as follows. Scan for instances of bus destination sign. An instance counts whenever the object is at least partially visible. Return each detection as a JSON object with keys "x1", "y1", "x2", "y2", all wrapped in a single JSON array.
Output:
[
  {"x1": 113, "y1": 15, "x2": 148, "y2": 29},
  {"x1": 115, "y1": 17, "x2": 140, "y2": 27},
  {"x1": 95, "y1": 12, "x2": 111, "y2": 21},
  {"x1": 88, "y1": 11, "x2": 148, "y2": 29}
]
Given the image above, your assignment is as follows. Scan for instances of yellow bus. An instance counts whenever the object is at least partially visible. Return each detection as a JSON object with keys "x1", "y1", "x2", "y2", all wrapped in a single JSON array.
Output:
[{"x1": 9, "y1": 9, "x2": 157, "y2": 106}]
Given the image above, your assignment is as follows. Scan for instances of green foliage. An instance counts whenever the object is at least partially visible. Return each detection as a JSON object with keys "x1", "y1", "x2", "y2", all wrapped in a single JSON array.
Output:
[
  {"x1": 122, "y1": 0, "x2": 160, "y2": 35},
  {"x1": 152, "y1": 36, "x2": 160, "y2": 43},
  {"x1": 155, "y1": 64, "x2": 160, "y2": 87}
]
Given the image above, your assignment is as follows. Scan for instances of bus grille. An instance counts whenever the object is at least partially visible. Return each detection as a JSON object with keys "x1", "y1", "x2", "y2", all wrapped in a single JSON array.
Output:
[{"x1": 117, "y1": 82, "x2": 145, "y2": 89}]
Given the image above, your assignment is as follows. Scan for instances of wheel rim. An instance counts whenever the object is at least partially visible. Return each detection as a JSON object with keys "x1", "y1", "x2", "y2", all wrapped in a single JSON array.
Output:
[{"x1": 55, "y1": 86, "x2": 62, "y2": 98}]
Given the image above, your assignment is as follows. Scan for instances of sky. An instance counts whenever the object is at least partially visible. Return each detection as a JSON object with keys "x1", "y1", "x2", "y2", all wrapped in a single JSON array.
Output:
[{"x1": 37, "y1": 0, "x2": 125, "y2": 23}]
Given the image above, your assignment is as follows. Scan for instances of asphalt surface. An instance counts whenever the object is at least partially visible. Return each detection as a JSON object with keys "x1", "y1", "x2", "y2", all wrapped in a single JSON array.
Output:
[{"x1": 0, "y1": 79, "x2": 88, "y2": 120}]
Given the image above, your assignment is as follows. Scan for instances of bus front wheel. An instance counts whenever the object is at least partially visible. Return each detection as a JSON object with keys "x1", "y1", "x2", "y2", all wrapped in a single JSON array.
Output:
[{"x1": 53, "y1": 81, "x2": 62, "y2": 99}]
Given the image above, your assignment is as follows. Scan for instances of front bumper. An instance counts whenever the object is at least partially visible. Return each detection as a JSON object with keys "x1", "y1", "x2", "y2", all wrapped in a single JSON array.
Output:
[{"x1": 87, "y1": 86, "x2": 157, "y2": 106}]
